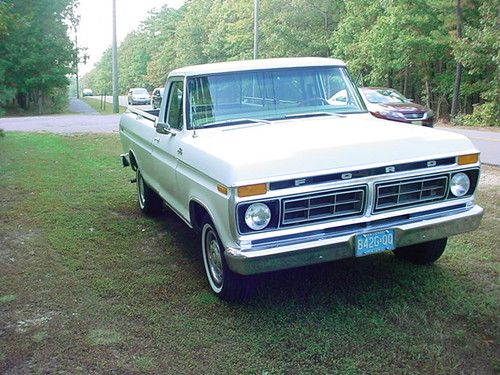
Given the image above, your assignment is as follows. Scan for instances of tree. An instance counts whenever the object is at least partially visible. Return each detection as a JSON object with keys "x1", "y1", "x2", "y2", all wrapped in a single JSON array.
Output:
[
  {"x1": 451, "y1": 0, "x2": 464, "y2": 118},
  {"x1": 0, "y1": 0, "x2": 78, "y2": 114},
  {"x1": 455, "y1": 0, "x2": 500, "y2": 125},
  {"x1": 0, "y1": 2, "x2": 17, "y2": 115}
]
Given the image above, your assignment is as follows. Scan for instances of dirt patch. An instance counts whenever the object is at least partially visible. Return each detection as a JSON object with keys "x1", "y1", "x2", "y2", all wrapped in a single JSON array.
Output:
[
  {"x1": 479, "y1": 165, "x2": 500, "y2": 187},
  {"x1": 9, "y1": 311, "x2": 58, "y2": 333},
  {"x1": 0, "y1": 228, "x2": 42, "y2": 262}
]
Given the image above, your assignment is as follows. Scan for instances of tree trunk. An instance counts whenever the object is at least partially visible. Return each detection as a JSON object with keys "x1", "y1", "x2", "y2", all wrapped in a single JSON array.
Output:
[
  {"x1": 16, "y1": 93, "x2": 27, "y2": 110},
  {"x1": 425, "y1": 79, "x2": 431, "y2": 109},
  {"x1": 38, "y1": 90, "x2": 43, "y2": 115},
  {"x1": 403, "y1": 68, "x2": 409, "y2": 97},
  {"x1": 451, "y1": 0, "x2": 463, "y2": 119}
]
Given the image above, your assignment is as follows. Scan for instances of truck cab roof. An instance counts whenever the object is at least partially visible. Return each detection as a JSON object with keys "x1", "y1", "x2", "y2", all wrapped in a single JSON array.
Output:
[{"x1": 168, "y1": 57, "x2": 346, "y2": 77}]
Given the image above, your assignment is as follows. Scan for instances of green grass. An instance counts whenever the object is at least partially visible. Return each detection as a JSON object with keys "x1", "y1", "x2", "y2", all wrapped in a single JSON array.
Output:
[
  {"x1": 0, "y1": 294, "x2": 16, "y2": 303},
  {"x1": 81, "y1": 97, "x2": 127, "y2": 115},
  {"x1": 0, "y1": 132, "x2": 498, "y2": 374}
]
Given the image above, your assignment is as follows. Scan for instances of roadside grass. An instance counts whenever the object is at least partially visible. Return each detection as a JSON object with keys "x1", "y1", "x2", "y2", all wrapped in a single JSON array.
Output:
[
  {"x1": 0, "y1": 132, "x2": 498, "y2": 374},
  {"x1": 81, "y1": 97, "x2": 127, "y2": 115}
]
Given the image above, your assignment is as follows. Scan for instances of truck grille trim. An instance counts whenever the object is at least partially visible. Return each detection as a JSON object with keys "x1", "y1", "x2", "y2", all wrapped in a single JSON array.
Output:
[
  {"x1": 269, "y1": 157, "x2": 455, "y2": 190},
  {"x1": 374, "y1": 175, "x2": 448, "y2": 212},
  {"x1": 281, "y1": 187, "x2": 366, "y2": 226}
]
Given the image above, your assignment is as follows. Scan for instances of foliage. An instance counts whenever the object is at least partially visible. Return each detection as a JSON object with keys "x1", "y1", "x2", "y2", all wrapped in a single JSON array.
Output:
[
  {"x1": 0, "y1": 0, "x2": 78, "y2": 115},
  {"x1": 81, "y1": 0, "x2": 498, "y2": 125},
  {"x1": 455, "y1": 0, "x2": 500, "y2": 126},
  {"x1": 0, "y1": 2, "x2": 17, "y2": 116}
]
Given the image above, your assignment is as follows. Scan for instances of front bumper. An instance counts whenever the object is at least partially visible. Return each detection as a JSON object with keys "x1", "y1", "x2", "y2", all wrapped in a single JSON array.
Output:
[{"x1": 225, "y1": 204, "x2": 483, "y2": 275}]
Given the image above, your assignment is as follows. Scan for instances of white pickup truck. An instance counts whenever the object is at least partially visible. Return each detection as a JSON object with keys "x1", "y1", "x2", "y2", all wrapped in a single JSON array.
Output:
[{"x1": 119, "y1": 57, "x2": 483, "y2": 301}]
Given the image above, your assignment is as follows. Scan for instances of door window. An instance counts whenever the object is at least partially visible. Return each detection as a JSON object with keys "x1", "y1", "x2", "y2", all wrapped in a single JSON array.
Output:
[{"x1": 166, "y1": 81, "x2": 184, "y2": 130}]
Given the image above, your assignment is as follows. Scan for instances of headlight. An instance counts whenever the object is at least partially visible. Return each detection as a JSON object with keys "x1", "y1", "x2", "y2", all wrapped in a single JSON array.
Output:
[
  {"x1": 450, "y1": 172, "x2": 470, "y2": 197},
  {"x1": 244, "y1": 203, "x2": 271, "y2": 230},
  {"x1": 372, "y1": 110, "x2": 406, "y2": 121}
]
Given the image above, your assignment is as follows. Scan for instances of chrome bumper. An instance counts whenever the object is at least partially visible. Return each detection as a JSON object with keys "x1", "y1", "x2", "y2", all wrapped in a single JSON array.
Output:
[{"x1": 225, "y1": 205, "x2": 484, "y2": 275}]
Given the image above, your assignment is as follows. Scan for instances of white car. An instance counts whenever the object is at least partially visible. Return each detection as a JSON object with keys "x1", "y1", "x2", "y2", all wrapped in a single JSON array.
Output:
[
  {"x1": 119, "y1": 57, "x2": 483, "y2": 301},
  {"x1": 128, "y1": 88, "x2": 150, "y2": 105}
]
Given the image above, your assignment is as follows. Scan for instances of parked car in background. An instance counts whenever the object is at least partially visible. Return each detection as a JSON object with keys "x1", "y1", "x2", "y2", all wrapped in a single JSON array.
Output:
[
  {"x1": 128, "y1": 88, "x2": 150, "y2": 105},
  {"x1": 361, "y1": 87, "x2": 434, "y2": 127},
  {"x1": 82, "y1": 88, "x2": 93, "y2": 97},
  {"x1": 151, "y1": 87, "x2": 164, "y2": 109}
]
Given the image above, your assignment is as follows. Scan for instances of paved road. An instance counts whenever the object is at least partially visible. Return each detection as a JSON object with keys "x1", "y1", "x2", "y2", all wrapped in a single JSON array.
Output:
[
  {"x1": 0, "y1": 114, "x2": 120, "y2": 133},
  {"x1": 91, "y1": 95, "x2": 151, "y2": 111},
  {"x1": 437, "y1": 127, "x2": 500, "y2": 166},
  {"x1": 68, "y1": 98, "x2": 98, "y2": 114}
]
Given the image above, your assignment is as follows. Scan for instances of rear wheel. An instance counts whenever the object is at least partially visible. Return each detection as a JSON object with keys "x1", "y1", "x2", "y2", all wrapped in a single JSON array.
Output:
[
  {"x1": 136, "y1": 168, "x2": 162, "y2": 216},
  {"x1": 201, "y1": 218, "x2": 255, "y2": 301},
  {"x1": 393, "y1": 238, "x2": 447, "y2": 265}
]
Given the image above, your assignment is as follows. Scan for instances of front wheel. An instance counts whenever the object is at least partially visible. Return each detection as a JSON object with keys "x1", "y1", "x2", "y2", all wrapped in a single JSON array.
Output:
[
  {"x1": 201, "y1": 219, "x2": 255, "y2": 301},
  {"x1": 393, "y1": 238, "x2": 447, "y2": 265},
  {"x1": 136, "y1": 168, "x2": 162, "y2": 216}
]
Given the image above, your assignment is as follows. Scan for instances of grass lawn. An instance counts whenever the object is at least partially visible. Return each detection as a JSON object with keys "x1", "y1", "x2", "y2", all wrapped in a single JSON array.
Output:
[
  {"x1": 0, "y1": 132, "x2": 498, "y2": 374},
  {"x1": 81, "y1": 97, "x2": 127, "y2": 115}
]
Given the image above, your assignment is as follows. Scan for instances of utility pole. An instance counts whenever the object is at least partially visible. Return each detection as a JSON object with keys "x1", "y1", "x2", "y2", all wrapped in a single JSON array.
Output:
[
  {"x1": 111, "y1": 0, "x2": 119, "y2": 113},
  {"x1": 75, "y1": 32, "x2": 79, "y2": 99},
  {"x1": 253, "y1": 0, "x2": 259, "y2": 59}
]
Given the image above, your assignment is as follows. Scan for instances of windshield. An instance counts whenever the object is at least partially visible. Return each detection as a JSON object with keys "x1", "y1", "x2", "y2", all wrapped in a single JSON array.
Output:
[
  {"x1": 187, "y1": 67, "x2": 365, "y2": 129},
  {"x1": 362, "y1": 88, "x2": 407, "y2": 104},
  {"x1": 132, "y1": 89, "x2": 148, "y2": 95}
]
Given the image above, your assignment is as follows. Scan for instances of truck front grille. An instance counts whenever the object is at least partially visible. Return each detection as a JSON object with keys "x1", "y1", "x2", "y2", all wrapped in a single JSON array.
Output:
[
  {"x1": 281, "y1": 187, "x2": 366, "y2": 226},
  {"x1": 374, "y1": 175, "x2": 448, "y2": 212}
]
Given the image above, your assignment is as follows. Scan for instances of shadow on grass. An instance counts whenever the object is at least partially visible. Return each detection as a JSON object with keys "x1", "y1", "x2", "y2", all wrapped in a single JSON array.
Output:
[{"x1": 150, "y1": 203, "x2": 456, "y2": 311}]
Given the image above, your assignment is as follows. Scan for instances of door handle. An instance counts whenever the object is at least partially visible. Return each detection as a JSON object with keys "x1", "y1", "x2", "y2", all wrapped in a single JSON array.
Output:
[
  {"x1": 177, "y1": 148, "x2": 183, "y2": 155},
  {"x1": 153, "y1": 137, "x2": 160, "y2": 143}
]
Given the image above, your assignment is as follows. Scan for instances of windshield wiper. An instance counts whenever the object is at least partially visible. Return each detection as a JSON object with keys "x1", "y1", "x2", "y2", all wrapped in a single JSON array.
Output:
[
  {"x1": 198, "y1": 118, "x2": 271, "y2": 129},
  {"x1": 280, "y1": 112, "x2": 346, "y2": 120}
]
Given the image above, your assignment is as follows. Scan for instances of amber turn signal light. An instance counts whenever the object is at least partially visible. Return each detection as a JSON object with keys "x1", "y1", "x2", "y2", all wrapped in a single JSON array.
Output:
[
  {"x1": 237, "y1": 183, "x2": 267, "y2": 197},
  {"x1": 217, "y1": 184, "x2": 228, "y2": 195},
  {"x1": 457, "y1": 153, "x2": 479, "y2": 165}
]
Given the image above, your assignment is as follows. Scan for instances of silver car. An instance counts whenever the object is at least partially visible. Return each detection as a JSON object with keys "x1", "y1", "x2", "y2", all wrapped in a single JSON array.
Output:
[{"x1": 127, "y1": 88, "x2": 150, "y2": 105}]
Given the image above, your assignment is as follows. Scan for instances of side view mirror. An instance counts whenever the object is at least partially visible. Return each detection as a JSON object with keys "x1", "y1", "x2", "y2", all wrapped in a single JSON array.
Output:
[{"x1": 156, "y1": 122, "x2": 177, "y2": 136}]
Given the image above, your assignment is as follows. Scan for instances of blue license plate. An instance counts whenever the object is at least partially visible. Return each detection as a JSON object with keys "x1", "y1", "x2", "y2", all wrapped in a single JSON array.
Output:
[{"x1": 355, "y1": 229, "x2": 395, "y2": 257}]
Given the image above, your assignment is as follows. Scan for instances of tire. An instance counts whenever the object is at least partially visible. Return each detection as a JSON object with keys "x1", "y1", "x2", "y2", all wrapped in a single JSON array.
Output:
[
  {"x1": 136, "y1": 168, "x2": 163, "y2": 216},
  {"x1": 393, "y1": 238, "x2": 448, "y2": 265},
  {"x1": 201, "y1": 218, "x2": 255, "y2": 301}
]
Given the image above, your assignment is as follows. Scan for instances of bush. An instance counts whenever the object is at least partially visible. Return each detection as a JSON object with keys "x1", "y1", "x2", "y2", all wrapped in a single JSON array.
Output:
[
  {"x1": 454, "y1": 102, "x2": 500, "y2": 127},
  {"x1": 44, "y1": 86, "x2": 69, "y2": 114}
]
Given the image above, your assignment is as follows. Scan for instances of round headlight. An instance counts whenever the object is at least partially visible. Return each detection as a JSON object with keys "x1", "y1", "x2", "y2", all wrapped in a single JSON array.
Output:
[
  {"x1": 450, "y1": 172, "x2": 470, "y2": 197},
  {"x1": 244, "y1": 203, "x2": 271, "y2": 230}
]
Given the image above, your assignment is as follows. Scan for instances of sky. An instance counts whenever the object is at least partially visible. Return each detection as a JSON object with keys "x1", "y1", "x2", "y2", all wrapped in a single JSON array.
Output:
[{"x1": 76, "y1": 0, "x2": 185, "y2": 76}]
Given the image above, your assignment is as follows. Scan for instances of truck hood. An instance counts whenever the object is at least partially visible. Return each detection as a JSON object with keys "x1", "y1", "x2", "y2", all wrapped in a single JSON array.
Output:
[{"x1": 181, "y1": 113, "x2": 477, "y2": 186}]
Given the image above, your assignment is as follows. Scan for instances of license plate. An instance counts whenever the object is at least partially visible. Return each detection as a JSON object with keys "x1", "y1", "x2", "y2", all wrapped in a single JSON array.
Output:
[
  {"x1": 355, "y1": 229, "x2": 395, "y2": 257},
  {"x1": 411, "y1": 120, "x2": 423, "y2": 125}
]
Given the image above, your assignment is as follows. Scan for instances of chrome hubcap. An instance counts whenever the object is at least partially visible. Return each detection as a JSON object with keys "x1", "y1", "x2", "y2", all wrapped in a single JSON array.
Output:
[
  {"x1": 205, "y1": 230, "x2": 223, "y2": 286},
  {"x1": 138, "y1": 172, "x2": 145, "y2": 207}
]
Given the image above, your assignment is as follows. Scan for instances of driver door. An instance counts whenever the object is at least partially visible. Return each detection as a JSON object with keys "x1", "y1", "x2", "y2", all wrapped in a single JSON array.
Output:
[{"x1": 150, "y1": 79, "x2": 185, "y2": 213}]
